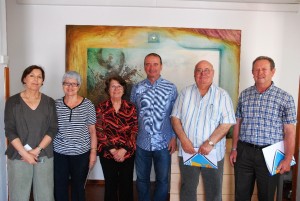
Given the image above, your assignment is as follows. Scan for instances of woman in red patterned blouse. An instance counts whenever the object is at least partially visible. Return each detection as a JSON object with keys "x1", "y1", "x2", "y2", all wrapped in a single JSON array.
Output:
[{"x1": 96, "y1": 75, "x2": 138, "y2": 201}]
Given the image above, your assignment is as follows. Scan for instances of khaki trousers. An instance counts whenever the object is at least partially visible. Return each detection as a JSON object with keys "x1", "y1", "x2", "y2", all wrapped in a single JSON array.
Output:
[{"x1": 8, "y1": 157, "x2": 54, "y2": 201}]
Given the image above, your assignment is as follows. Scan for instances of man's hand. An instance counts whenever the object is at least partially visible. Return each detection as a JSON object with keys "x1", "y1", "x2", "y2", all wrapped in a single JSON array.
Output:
[
  {"x1": 277, "y1": 158, "x2": 292, "y2": 174},
  {"x1": 168, "y1": 137, "x2": 177, "y2": 154},
  {"x1": 198, "y1": 140, "x2": 213, "y2": 155},
  {"x1": 229, "y1": 150, "x2": 237, "y2": 166},
  {"x1": 181, "y1": 137, "x2": 196, "y2": 154}
]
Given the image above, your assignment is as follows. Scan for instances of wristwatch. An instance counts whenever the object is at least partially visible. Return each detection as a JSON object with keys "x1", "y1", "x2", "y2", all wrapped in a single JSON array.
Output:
[
  {"x1": 208, "y1": 138, "x2": 215, "y2": 147},
  {"x1": 37, "y1": 146, "x2": 44, "y2": 152}
]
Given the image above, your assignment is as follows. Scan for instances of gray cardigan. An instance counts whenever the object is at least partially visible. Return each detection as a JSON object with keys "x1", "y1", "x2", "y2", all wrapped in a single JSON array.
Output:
[{"x1": 4, "y1": 93, "x2": 58, "y2": 159}]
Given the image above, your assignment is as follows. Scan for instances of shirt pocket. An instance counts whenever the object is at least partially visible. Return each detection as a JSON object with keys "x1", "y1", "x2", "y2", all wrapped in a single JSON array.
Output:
[{"x1": 207, "y1": 105, "x2": 220, "y2": 125}]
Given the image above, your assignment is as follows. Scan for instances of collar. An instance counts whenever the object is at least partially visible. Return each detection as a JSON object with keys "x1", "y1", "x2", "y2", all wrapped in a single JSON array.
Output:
[
  {"x1": 145, "y1": 76, "x2": 162, "y2": 87},
  {"x1": 254, "y1": 81, "x2": 274, "y2": 94}
]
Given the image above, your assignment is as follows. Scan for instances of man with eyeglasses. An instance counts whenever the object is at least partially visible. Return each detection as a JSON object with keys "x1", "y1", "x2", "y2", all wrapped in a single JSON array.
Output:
[
  {"x1": 130, "y1": 53, "x2": 177, "y2": 201},
  {"x1": 229, "y1": 56, "x2": 296, "y2": 201},
  {"x1": 171, "y1": 60, "x2": 236, "y2": 201}
]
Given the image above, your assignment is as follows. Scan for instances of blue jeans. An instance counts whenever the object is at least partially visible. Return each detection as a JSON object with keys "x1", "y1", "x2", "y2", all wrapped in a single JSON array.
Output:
[{"x1": 135, "y1": 146, "x2": 171, "y2": 201}]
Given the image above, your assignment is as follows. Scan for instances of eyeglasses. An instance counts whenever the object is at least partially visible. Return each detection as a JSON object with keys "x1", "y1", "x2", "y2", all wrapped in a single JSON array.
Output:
[
  {"x1": 110, "y1": 85, "x2": 123, "y2": 90},
  {"x1": 195, "y1": 68, "x2": 212, "y2": 74},
  {"x1": 63, "y1": 82, "x2": 79, "y2": 87}
]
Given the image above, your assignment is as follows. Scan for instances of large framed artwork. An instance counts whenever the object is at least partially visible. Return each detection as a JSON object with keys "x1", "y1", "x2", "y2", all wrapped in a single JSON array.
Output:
[{"x1": 66, "y1": 25, "x2": 241, "y2": 109}]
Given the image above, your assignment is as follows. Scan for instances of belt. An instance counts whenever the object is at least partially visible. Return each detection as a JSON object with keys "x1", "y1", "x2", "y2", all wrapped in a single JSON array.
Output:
[{"x1": 239, "y1": 141, "x2": 269, "y2": 150}]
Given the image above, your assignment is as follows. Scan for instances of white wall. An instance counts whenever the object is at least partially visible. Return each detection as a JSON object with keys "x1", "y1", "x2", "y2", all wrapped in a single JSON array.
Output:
[{"x1": 6, "y1": 0, "x2": 300, "y2": 180}]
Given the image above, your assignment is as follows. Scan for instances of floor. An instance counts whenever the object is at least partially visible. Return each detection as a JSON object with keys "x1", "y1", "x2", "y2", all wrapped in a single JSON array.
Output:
[
  {"x1": 84, "y1": 181, "x2": 142, "y2": 201},
  {"x1": 29, "y1": 180, "x2": 291, "y2": 201},
  {"x1": 30, "y1": 181, "x2": 158, "y2": 201}
]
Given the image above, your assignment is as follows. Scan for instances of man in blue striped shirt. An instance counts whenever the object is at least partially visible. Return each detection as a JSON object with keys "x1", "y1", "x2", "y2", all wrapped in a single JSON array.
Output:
[
  {"x1": 229, "y1": 56, "x2": 297, "y2": 201},
  {"x1": 171, "y1": 60, "x2": 236, "y2": 201},
  {"x1": 130, "y1": 53, "x2": 177, "y2": 201}
]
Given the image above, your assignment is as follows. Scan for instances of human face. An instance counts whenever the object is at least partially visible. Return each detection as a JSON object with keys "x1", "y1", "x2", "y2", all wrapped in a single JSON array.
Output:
[
  {"x1": 144, "y1": 55, "x2": 162, "y2": 82},
  {"x1": 109, "y1": 79, "x2": 124, "y2": 100},
  {"x1": 252, "y1": 59, "x2": 275, "y2": 87},
  {"x1": 23, "y1": 69, "x2": 44, "y2": 91},
  {"x1": 63, "y1": 78, "x2": 80, "y2": 96},
  {"x1": 194, "y1": 61, "x2": 214, "y2": 88}
]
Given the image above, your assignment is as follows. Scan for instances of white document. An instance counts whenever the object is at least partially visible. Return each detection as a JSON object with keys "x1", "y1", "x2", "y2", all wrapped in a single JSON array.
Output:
[
  {"x1": 262, "y1": 141, "x2": 296, "y2": 176},
  {"x1": 182, "y1": 148, "x2": 218, "y2": 169},
  {"x1": 24, "y1": 144, "x2": 32, "y2": 151}
]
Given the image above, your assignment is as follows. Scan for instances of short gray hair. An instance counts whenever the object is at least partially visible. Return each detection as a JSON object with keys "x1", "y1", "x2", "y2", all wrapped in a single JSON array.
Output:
[{"x1": 62, "y1": 71, "x2": 82, "y2": 85}]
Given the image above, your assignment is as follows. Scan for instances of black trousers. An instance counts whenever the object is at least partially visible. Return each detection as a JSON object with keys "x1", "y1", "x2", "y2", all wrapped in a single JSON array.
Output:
[
  {"x1": 234, "y1": 141, "x2": 279, "y2": 201},
  {"x1": 54, "y1": 151, "x2": 90, "y2": 201},
  {"x1": 100, "y1": 155, "x2": 135, "y2": 201}
]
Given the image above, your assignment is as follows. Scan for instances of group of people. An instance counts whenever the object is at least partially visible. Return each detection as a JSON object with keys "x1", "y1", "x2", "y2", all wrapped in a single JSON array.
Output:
[{"x1": 4, "y1": 53, "x2": 296, "y2": 201}]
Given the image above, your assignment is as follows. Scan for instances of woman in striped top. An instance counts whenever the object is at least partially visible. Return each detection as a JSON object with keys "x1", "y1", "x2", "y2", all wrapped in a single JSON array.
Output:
[
  {"x1": 53, "y1": 71, "x2": 97, "y2": 201},
  {"x1": 96, "y1": 75, "x2": 138, "y2": 201}
]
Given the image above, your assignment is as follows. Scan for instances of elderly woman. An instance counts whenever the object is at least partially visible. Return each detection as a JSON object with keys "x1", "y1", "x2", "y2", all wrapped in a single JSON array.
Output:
[
  {"x1": 53, "y1": 71, "x2": 97, "y2": 201},
  {"x1": 96, "y1": 75, "x2": 138, "y2": 201},
  {"x1": 4, "y1": 65, "x2": 57, "y2": 201}
]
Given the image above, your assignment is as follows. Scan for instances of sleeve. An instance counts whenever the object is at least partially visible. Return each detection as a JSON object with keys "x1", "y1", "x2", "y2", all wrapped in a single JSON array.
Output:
[
  {"x1": 87, "y1": 99, "x2": 96, "y2": 126},
  {"x1": 4, "y1": 97, "x2": 19, "y2": 142},
  {"x1": 95, "y1": 103, "x2": 115, "y2": 153},
  {"x1": 130, "y1": 84, "x2": 137, "y2": 105},
  {"x1": 170, "y1": 88, "x2": 185, "y2": 119},
  {"x1": 121, "y1": 104, "x2": 138, "y2": 158},
  {"x1": 46, "y1": 97, "x2": 58, "y2": 139},
  {"x1": 220, "y1": 91, "x2": 236, "y2": 124},
  {"x1": 169, "y1": 85, "x2": 178, "y2": 137},
  {"x1": 282, "y1": 94, "x2": 297, "y2": 124},
  {"x1": 235, "y1": 93, "x2": 243, "y2": 119},
  {"x1": 171, "y1": 84, "x2": 178, "y2": 107}
]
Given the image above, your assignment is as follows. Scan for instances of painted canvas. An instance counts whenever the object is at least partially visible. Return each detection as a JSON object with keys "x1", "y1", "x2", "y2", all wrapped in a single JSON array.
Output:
[{"x1": 66, "y1": 25, "x2": 241, "y2": 108}]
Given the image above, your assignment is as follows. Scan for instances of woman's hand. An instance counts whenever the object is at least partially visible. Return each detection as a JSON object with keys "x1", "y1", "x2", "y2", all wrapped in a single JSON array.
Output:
[
  {"x1": 21, "y1": 151, "x2": 38, "y2": 165},
  {"x1": 89, "y1": 150, "x2": 97, "y2": 169},
  {"x1": 113, "y1": 148, "x2": 127, "y2": 162},
  {"x1": 29, "y1": 147, "x2": 41, "y2": 158}
]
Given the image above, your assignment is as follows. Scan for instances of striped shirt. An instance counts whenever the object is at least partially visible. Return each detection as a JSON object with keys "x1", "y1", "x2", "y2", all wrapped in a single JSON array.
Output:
[
  {"x1": 236, "y1": 83, "x2": 297, "y2": 145},
  {"x1": 53, "y1": 97, "x2": 96, "y2": 155},
  {"x1": 171, "y1": 83, "x2": 236, "y2": 161},
  {"x1": 130, "y1": 77, "x2": 178, "y2": 151}
]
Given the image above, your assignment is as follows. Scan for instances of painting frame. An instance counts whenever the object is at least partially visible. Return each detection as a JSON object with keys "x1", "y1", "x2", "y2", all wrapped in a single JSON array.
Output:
[{"x1": 66, "y1": 25, "x2": 241, "y2": 109}]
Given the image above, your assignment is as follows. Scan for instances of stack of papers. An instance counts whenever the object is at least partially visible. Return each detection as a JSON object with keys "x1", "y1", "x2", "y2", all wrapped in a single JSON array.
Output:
[{"x1": 262, "y1": 141, "x2": 296, "y2": 176}]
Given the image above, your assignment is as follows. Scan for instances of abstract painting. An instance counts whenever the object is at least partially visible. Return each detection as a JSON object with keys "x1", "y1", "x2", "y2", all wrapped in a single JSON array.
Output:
[{"x1": 66, "y1": 25, "x2": 241, "y2": 108}]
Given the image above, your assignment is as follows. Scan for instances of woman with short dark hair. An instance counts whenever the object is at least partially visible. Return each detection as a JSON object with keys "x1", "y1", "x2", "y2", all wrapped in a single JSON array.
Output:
[
  {"x1": 5, "y1": 65, "x2": 57, "y2": 201},
  {"x1": 96, "y1": 75, "x2": 138, "y2": 201}
]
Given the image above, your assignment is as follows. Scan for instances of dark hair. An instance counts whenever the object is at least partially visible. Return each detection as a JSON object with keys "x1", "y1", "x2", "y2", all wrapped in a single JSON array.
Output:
[
  {"x1": 144, "y1": 53, "x2": 162, "y2": 65},
  {"x1": 21, "y1": 65, "x2": 45, "y2": 84},
  {"x1": 104, "y1": 75, "x2": 127, "y2": 98},
  {"x1": 252, "y1": 56, "x2": 275, "y2": 71}
]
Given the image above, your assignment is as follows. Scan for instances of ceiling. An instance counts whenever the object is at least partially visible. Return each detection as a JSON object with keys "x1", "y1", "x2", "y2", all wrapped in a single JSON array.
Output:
[
  {"x1": 192, "y1": 0, "x2": 300, "y2": 3},
  {"x1": 16, "y1": 0, "x2": 300, "y2": 12}
]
